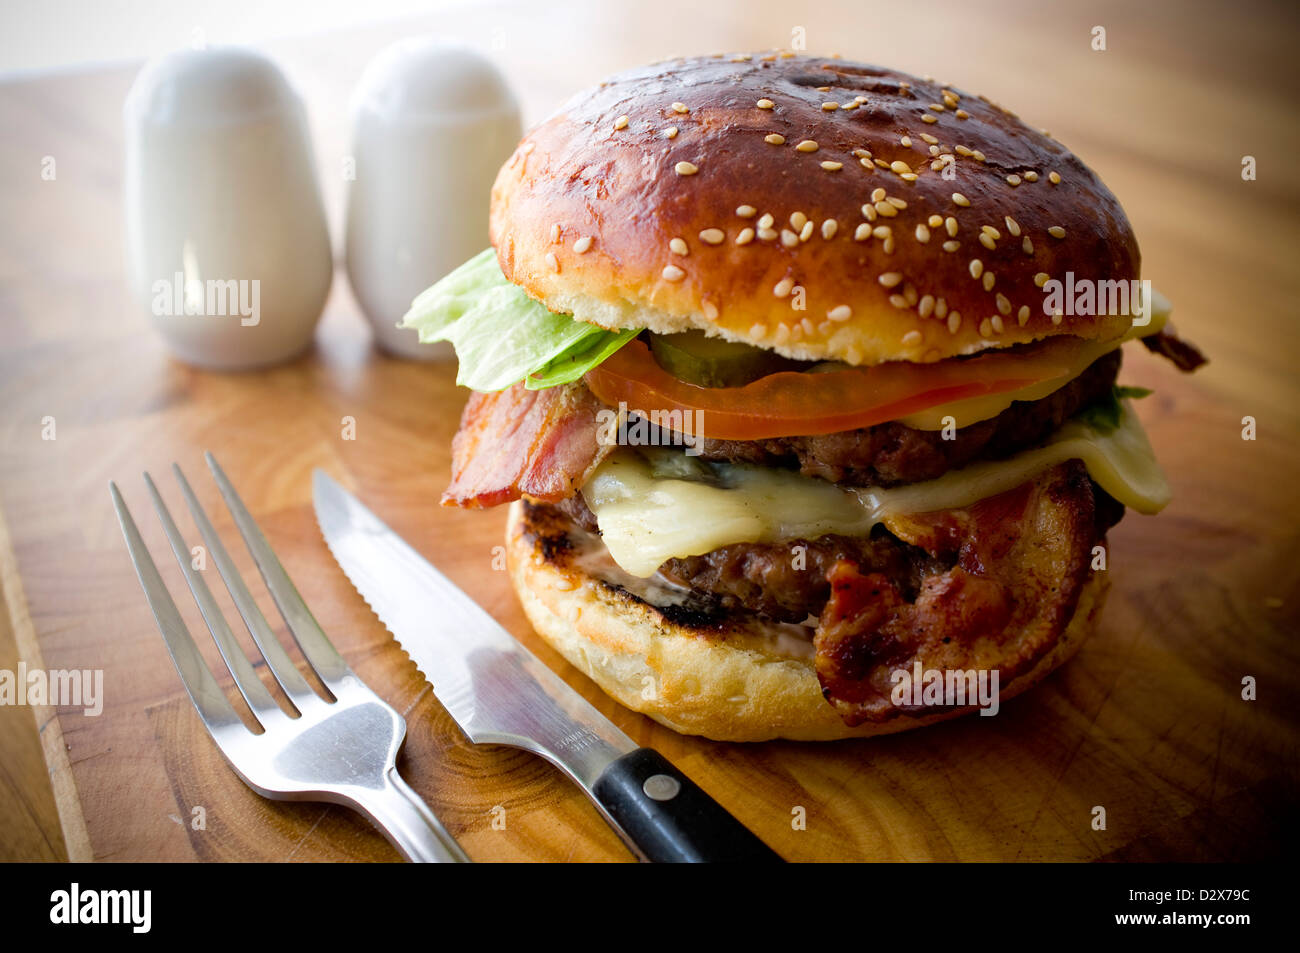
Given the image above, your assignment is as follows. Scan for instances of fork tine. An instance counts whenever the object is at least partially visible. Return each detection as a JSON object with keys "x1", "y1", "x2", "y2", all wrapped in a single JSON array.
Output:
[
  {"x1": 110, "y1": 481, "x2": 243, "y2": 733},
  {"x1": 144, "y1": 472, "x2": 284, "y2": 723},
  {"x1": 173, "y1": 463, "x2": 319, "y2": 710},
  {"x1": 204, "y1": 453, "x2": 352, "y2": 689}
]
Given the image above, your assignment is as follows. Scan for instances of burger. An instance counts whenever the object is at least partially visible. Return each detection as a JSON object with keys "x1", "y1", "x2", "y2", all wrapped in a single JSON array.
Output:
[{"x1": 401, "y1": 53, "x2": 1204, "y2": 741}]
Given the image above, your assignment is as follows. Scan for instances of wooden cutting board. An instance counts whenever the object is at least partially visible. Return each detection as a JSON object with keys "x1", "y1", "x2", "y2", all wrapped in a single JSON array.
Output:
[{"x1": 1, "y1": 0, "x2": 1297, "y2": 862}]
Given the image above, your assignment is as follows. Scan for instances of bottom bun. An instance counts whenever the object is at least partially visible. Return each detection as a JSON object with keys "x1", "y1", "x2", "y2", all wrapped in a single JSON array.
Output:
[{"x1": 506, "y1": 500, "x2": 1111, "y2": 742}]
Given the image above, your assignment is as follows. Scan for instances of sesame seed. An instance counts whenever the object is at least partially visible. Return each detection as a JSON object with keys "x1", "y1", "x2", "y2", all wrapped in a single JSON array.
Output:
[
  {"x1": 1004, "y1": 216, "x2": 1021, "y2": 237},
  {"x1": 780, "y1": 229, "x2": 799, "y2": 247},
  {"x1": 900, "y1": 135, "x2": 912, "y2": 147},
  {"x1": 872, "y1": 225, "x2": 892, "y2": 239},
  {"x1": 902, "y1": 330, "x2": 923, "y2": 346},
  {"x1": 736, "y1": 228, "x2": 755, "y2": 245},
  {"x1": 1006, "y1": 174, "x2": 1022, "y2": 186},
  {"x1": 875, "y1": 200, "x2": 898, "y2": 217},
  {"x1": 854, "y1": 95, "x2": 868, "y2": 103},
  {"x1": 765, "y1": 133, "x2": 786, "y2": 145},
  {"x1": 969, "y1": 259, "x2": 984, "y2": 279},
  {"x1": 1052, "y1": 313, "x2": 1063, "y2": 325},
  {"x1": 671, "y1": 102, "x2": 688, "y2": 114},
  {"x1": 737, "y1": 205, "x2": 757, "y2": 218},
  {"x1": 955, "y1": 109, "x2": 969, "y2": 120},
  {"x1": 979, "y1": 318, "x2": 992, "y2": 337},
  {"x1": 878, "y1": 272, "x2": 904, "y2": 288},
  {"x1": 996, "y1": 293, "x2": 1011, "y2": 315},
  {"x1": 930, "y1": 160, "x2": 945, "y2": 172},
  {"x1": 863, "y1": 204, "x2": 878, "y2": 221},
  {"x1": 749, "y1": 323, "x2": 766, "y2": 338},
  {"x1": 887, "y1": 196, "x2": 908, "y2": 209},
  {"x1": 774, "y1": 324, "x2": 790, "y2": 344},
  {"x1": 1049, "y1": 171, "x2": 1062, "y2": 184},
  {"x1": 662, "y1": 264, "x2": 685, "y2": 281},
  {"x1": 821, "y1": 160, "x2": 843, "y2": 171},
  {"x1": 613, "y1": 115, "x2": 629, "y2": 130},
  {"x1": 1023, "y1": 171, "x2": 1039, "y2": 182},
  {"x1": 982, "y1": 272, "x2": 995, "y2": 292},
  {"x1": 1034, "y1": 273, "x2": 1049, "y2": 287},
  {"x1": 817, "y1": 321, "x2": 832, "y2": 334},
  {"x1": 942, "y1": 240, "x2": 960, "y2": 252},
  {"x1": 828, "y1": 305, "x2": 853, "y2": 322},
  {"x1": 920, "y1": 133, "x2": 939, "y2": 145},
  {"x1": 854, "y1": 223, "x2": 871, "y2": 241},
  {"x1": 882, "y1": 237, "x2": 896, "y2": 253},
  {"x1": 841, "y1": 101, "x2": 859, "y2": 110},
  {"x1": 675, "y1": 161, "x2": 699, "y2": 175},
  {"x1": 918, "y1": 295, "x2": 935, "y2": 318},
  {"x1": 703, "y1": 301, "x2": 719, "y2": 320},
  {"x1": 928, "y1": 214, "x2": 943, "y2": 228},
  {"x1": 991, "y1": 315, "x2": 1005, "y2": 333},
  {"x1": 979, "y1": 232, "x2": 997, "y2": 250},
  {"x1": 971, "y1": 150, "x2": 986, "y2": 162},
  {"x1": 549, "y1": 223, "x2": 561, "y2": 242},
  {"x1": 935, "y1": 297, "x2": 948, "y2": 318},
  {"x1": 871, "y1": 188, "x2": 887, "y2": 202},
  {"x1": 900, "y1": 172, "x2": 919, "y2": 182},
  {"x1": 757, "y1": 98, "x2": 775, "y2": 109},
  {"x1": 774, "y1": 278, "x2": 795, "y2": 297},
  {"x1": 874, "y1": 158, "x2": 890, "y2": 169},
  {"x1": 915, "y1": 224, "x2": 931, "y2": 243},
  {"x1": 664, "y1": 126, "x2": 679, "y2": 139},
  {"x1": 757, "y1": 213, "x2": 775, "y2": 229},
  {"x1": 903, "y1": 283, "x2": 918, "y2": 306},
  {"x1": 801, "y1": 317, "x2": 815, "y2": 336},
  {"x1": 816, "y1": 86, "x2": 830, "y2": 92},
  {"x1": 888, "y1": 294, "x2": 907, "y2": 309},
  {"x1": 890, "y1": 160, "x2": 911, "y2": 175},
  {"x1": 799, "y1": 221, "x2": 814, "y2": 242},
  {"x1": 1018, "y1": 305, "x2": 1030, "y2": 326},
  {"x1": 795, "y1": 140, "x2": 820, "y2": 153},
  {"x1": 822, "y1": 101, "x2": 839, "y2": 111},
  {"x1": 670, "y1": 237, "x2": 689, "y2": 255},
  {"x1": 947, "y1": 312, "x2": 962, "y2": 333},
  {"x1": 853, "y1": 148, "x2": 872, "y2": 159},
  {"x1": 1048, "y1": 226, "x2": 1066, "y2": 238},
  {"x1": 573, "y1": 236, "x2": 593, "y2": 253},
  {"x1": 699, "y1": 228, "x2": 725, "y2": 245},
  {"x1": 945, "y1": 216, "x2": 958, "y2": 237},
  {"x1": 546, "y1": 252, "x2": 560, "y2": 273},
  {"x1": 955, "y1": 145, "x2": 974, "y2": 157},
  {"x1": 929, "y1": 103, "x2": 945, "y2": 112},
  {"x1": 921, "y1": 114, "x2": 938, "y2": 124},
  {"x1": 1022, "y1": 236, "x2": 1034, "y2": 255},
  {"x1": 757, "y1": 227, "x2": 778, "y2": 241},
  {"x1": 952, "y1": 192, "x2": 971, "y2": 207},
  {"x1": 790, "y1": 211, "x2": 808, "y2": 230},
  {"x1": 860, "y1": 158, "x2": 875, "y2": 171},
  {"x1": 982, "y1": 224, "x2": 1001, "y2": 239},
  {"x1": 821, "y1": 219, "x2": 838, "y2": 239}
]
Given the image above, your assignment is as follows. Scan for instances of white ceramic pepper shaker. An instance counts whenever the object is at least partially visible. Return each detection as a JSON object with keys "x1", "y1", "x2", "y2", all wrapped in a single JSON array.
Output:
[
  {"x1": 124, "y1": 48, "x2": 333, "y2": 370},
  {"x1": 345, "y1": 38, "x2": 521, "y2": 359}
]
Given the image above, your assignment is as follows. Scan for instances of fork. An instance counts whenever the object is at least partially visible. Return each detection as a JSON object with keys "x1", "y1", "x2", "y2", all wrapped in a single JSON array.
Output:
[{"x1": 110, "y1": 452, "x2": 470, "y2": 863}]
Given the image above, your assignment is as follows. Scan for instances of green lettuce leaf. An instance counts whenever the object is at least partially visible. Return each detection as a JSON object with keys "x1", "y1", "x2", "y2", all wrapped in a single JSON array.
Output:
[
  {"x1": 1077, "y1": 385, "x2": 1154, "y2": 433},
  {"x1": 400, "y1": 248, "x2": 636, "y2": 392}
]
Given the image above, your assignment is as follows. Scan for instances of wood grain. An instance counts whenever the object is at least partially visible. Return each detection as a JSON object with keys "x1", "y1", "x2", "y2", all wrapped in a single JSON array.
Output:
[{"x1": 0, "y1": 0, "x2": 1297, "y2": 861}]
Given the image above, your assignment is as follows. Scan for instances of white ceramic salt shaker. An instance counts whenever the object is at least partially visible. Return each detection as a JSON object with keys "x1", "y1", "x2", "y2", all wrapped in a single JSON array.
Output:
[
  {"x1": 345, "y1": 38, "x2": 521, "y2": 359},
  {"x1": 124, "y1": 48, "x2": 333, "y2": 370}
]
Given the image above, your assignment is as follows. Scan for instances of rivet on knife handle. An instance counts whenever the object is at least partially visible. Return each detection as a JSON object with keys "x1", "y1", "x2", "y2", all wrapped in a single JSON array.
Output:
[{"x1": 591, "y1": 749, "x2": 784, "y2": 863}]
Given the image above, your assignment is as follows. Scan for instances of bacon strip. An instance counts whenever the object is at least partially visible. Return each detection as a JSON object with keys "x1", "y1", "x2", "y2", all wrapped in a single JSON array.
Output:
[
  {"x1": 442, "y1": 381, "x2": 612, "y2": 508},
  {"x1": 1141, "y1": 322, "x2": 1207, "y2": 372},
  {"x1": 814, "y1": 461, "x2": 1098, "y2": 726}
]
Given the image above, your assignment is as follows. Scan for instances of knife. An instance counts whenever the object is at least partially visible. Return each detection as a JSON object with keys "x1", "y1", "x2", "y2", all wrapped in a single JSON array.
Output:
[{"x1": 312, "y1": 471, "x2": 783, "y2": 863}]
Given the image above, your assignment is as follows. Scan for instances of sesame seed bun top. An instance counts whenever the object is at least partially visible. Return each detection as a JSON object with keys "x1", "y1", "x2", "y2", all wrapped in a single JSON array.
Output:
[{"x1": 489, "y1": 53, "x2": 1141, "y2": 366}]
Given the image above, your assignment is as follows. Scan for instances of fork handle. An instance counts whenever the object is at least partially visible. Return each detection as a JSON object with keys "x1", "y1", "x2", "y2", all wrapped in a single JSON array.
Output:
[{"x1": 351, "y1": 768, "x2": 471, "y2": 863}]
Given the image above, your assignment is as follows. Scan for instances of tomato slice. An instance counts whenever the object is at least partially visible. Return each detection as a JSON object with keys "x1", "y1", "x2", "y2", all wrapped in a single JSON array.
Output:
[{"x1": 584, "y1": 338, "x2": 1080, "y2": 440}]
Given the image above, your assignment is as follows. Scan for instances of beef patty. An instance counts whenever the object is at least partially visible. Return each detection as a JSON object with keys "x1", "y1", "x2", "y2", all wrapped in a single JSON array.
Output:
[{"x1": 657, "y1": 349, "x2": 1121, "y2": 486}]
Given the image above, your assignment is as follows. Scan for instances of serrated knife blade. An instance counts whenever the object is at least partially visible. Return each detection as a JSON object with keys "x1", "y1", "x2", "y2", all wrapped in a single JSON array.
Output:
[{"x1": 312, "y1": 470, "x2": 783, "y2": 863}]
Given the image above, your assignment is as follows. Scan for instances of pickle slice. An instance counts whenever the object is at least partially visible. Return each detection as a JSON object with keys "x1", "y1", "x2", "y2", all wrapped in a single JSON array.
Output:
[{"x1": 648, "y1": 330, "x2": 804, "y2": 387}]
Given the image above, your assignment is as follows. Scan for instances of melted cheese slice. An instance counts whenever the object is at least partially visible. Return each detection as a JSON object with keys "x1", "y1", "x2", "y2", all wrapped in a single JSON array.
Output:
[
  {"x1": 582, "y1": 401, "x2": 1170, "y2": 578},
  {"x1": 897, "y1": 287, "x2": 1172, "y2": 430}
]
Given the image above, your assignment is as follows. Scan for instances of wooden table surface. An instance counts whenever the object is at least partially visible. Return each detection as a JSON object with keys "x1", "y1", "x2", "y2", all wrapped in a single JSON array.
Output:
[{"x1": 1, "y1": 0, "x2": 1297, "y2": 862}]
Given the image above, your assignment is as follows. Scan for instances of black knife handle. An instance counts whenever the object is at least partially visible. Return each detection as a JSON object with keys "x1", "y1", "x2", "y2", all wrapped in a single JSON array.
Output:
[{"x1": 591, "y1": 748, "x2": 784, "y2": 863}]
